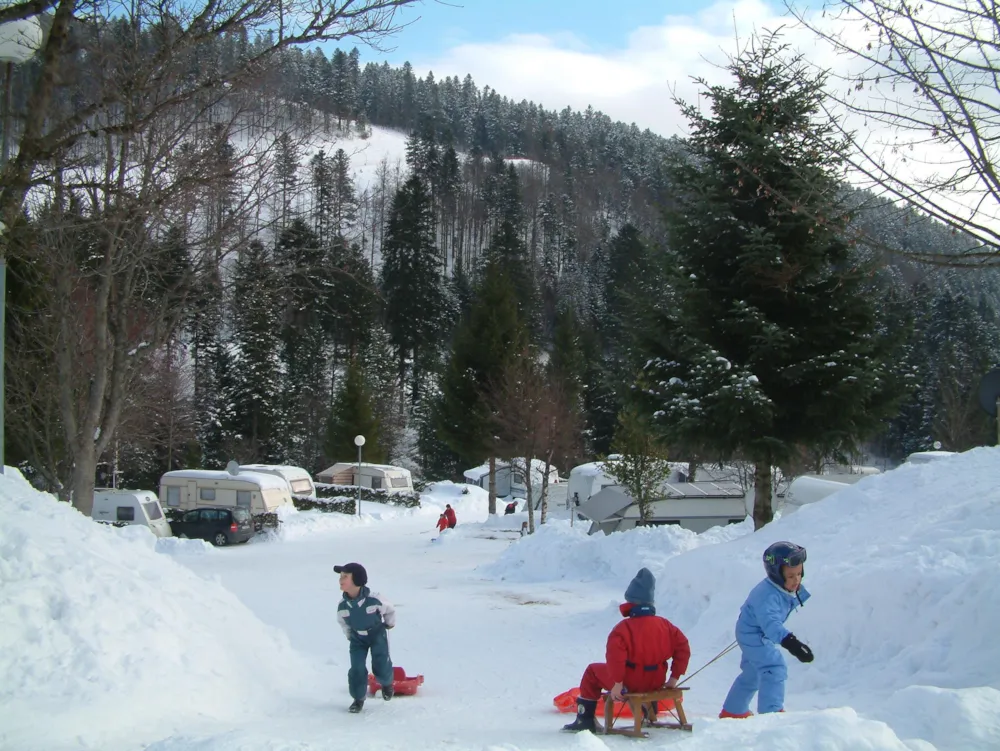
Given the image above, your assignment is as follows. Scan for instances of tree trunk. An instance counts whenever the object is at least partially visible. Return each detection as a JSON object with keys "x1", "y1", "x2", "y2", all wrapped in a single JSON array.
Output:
[
  {"x1": 686, "y1": 458, "x2": 698, "y2": 482},
  {"x1": 525, "y1": 459, "x2": 535, "y2": 533},
  {"x1": 70, "y1": 446, "x2": 98, "y2": 516},
  {"x1": 487, "y1": 455, "x2": 497, "y2": 515},
  {"x1": 539, "y1": 454, "x2": 552, "y2": 526},
  {"x1": 752, "y1": 459, "x2": 773, "y2": 530}
]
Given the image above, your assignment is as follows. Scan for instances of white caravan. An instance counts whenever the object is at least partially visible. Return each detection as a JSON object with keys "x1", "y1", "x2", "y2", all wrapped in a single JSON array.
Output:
[
  {"x1": 91, "y1": 489, "x2": 172, "y2": 537},
  {"x1": 239, "y1": 464, "x2": 317, "y2": 499},
  {"x1": 158, "y1": 469, "x2": 294, "y2": 515},
  {"x1": 463, "y1": 458, "x2": 560, "y2": 499},
  {"x1": 579, "y1": 482, "x2": 749, "y2": 535},
  {"x1": 316, "y1": 462, "x2": 414, "y2": 494}
]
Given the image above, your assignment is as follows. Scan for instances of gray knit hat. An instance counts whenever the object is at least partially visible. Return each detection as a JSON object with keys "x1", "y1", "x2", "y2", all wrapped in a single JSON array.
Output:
[{"x1": 624, "y1": 567, "x2": 655, "y2": 604}]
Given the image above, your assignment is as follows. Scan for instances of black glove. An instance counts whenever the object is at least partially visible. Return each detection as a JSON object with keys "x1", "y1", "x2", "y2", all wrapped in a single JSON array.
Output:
[{"x1": 780, "y1": 633, "x2": 814, "y2": 663}]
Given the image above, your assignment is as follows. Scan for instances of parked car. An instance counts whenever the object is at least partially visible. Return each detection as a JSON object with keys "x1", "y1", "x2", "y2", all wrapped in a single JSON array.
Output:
[
  {"x1": 91, "y1": 489, "x2": 172, "y2": 538},
  {"x1": 169, "y1": 506, "x2": 255, "y2": 546}
]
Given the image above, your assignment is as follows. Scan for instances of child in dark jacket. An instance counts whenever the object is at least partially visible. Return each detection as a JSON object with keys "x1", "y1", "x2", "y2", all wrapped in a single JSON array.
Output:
[
  {"x1": 335, "y1": 562, "x2": 396, "y2": 713},
  {"x1": 719, "y1": 541, "x2": 814, "y2": 718},
  {"x1": 563, "y1": 568, "x2": 691, "y2": 733}
]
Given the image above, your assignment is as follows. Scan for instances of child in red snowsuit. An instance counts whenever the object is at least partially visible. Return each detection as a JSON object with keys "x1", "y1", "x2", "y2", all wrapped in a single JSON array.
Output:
[
  {"x1": 436, "y1": 514, "x2": 449, "y2": 533},
  {"x1": 563, "y1": 567, "x2": 691, "y2": 733}
]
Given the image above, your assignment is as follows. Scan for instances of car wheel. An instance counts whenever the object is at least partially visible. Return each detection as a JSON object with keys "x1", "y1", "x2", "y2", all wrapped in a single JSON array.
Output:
[{"x1": 213, "y1": 532, "x2": 228, "y2": 546}]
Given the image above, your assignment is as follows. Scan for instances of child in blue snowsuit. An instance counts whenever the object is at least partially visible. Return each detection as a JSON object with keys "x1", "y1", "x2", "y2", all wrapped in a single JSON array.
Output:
[
  {"x1": 335, "y1": 562, "x2": 396, "y2": 713},
  {"x1": 720, "y1": 541, "x2": 814, "y2": 718}
]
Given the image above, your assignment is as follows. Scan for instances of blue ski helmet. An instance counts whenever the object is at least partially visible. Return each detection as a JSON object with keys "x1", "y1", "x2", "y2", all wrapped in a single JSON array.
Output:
[{"x1": 763, "y1": 541, "x2": 806, "y2": 586}]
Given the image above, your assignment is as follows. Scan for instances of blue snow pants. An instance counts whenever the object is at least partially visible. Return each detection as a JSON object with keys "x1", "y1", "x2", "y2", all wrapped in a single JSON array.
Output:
[
  {"x1": 721, "y1": 641, "x2": 788, "y2": 715},
  {"x1": 348, "y1": 626, "x2": 393, "y2": 701}
]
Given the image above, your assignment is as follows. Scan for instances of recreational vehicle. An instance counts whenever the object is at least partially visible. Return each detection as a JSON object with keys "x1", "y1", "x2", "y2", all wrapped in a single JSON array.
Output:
[
  {"x1": 158, "y1": 468, "x2": 294, "y2": 516},
  {"x1": 316, "y1": 462, "x2": 414, "y2": 494},
  {"x1": 91, "y1": 489, "x2": 172, "y2": 537},
  {"x1": 578, "y1": 481, "x2": 749, "y2": 535},
  {"x1": 463, "y1": 458, "x2": 560, "y2": 500},
  {"x1": 239, "y1": 463, "x2": 317, "y2": 499},
  {"x1": 566, "y1": 459, "x2": 692, "y2": 508}
]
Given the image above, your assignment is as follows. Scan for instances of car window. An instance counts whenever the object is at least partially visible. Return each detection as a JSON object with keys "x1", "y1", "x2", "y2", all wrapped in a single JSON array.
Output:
[
  {"x1": 116, "y1": 506, "x2": 135, "y2": 522},
  {"x1": 143, "y1": 502, "x2": 163, "y2": 520},
  {"x1": 233, "y1": 508, "x2": 251, "y2": 522},
  {"x1": 183, "y1": 510, "x2": 200, "y2": 523},
  {"x1": 200, "y1": 509, "x2": 219, "y2": 522}
]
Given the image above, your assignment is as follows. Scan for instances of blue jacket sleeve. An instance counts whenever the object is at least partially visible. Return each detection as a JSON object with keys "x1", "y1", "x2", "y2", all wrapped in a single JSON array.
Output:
[{"x1": 758, "y1": 592, "x2": 792, "y2": 644}]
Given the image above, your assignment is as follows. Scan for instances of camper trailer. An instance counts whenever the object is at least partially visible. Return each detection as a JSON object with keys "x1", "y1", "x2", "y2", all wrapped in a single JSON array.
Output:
[
  {"x1": 578, "y1": 481, "x2": 749, "y2": 535},
  {"x1": 239, "y1": 464, "x2": 316, "y2": 499},
  {"x1": 158, "y1": 469, "x2": 294, "y2": 516},
  {"x1": 566, "y1": 459, "x2": 693, "y2": 509},
  {"x1": 316, "y1": 462, "x2": 414, "y2": 494},
  {"x1": 91, "y1": 489, "x2": 172, "y2": 537},
  {"x1": 463, "y1": 459, "x2": 560, "y2": 499}
]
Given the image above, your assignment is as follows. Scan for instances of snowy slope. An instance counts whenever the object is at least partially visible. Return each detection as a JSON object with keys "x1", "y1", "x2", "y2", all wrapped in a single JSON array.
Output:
[
  {"x1": 5, "y1": 452, "x2": 1000, "y2": 750},
  {"x1": 0, "y1": 471, "x2": 323, "y2": 750}
]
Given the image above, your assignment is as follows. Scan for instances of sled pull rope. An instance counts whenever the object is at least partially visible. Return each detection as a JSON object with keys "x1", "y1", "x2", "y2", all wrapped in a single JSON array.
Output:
[{"x1": 677, "y1": 640, "x2": 738, "y2": 687}]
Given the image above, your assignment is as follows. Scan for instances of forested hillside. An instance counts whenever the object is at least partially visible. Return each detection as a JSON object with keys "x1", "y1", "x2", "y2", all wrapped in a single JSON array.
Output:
[{"x1": 6, "y1": 31, "x2": 999, "y2": 504}]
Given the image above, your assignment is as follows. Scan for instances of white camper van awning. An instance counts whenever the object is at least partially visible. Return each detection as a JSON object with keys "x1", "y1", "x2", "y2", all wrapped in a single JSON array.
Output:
[{"x1": 579, "y1": 486, "x2": 633, "y2": 523}]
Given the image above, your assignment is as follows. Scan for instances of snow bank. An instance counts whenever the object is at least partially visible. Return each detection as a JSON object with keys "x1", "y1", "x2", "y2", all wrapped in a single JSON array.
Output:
[
  {"x1": 420, "y1": 481, "x2": 491, "y2": 523},
  {"x1": 0, "y1": 478, "x2": 322, "y2": 750},
  {"x1": 483, "y1": 447, "x2": 1000, "y2": 750},
  {"x1": 480, "y1": 517, "x2": 754, "y2": 584}
]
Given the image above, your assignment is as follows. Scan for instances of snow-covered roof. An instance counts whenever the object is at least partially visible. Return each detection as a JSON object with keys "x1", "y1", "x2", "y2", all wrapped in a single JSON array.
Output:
[
  {"x1": 571, "y1": 460, "x2": 619, "y2": 478},
  {"x1": 319, "y1": 462, "x2": 411, "y2": 476},
  {"x1": 239, "y1": 464, "x2": 312, "y2": 478},
  {"x1": 463, "y1": 458, "x2": 559, "y2": 484},
  {"x1": 160, "y1": 469, "x2": 291, "y2": 491}
]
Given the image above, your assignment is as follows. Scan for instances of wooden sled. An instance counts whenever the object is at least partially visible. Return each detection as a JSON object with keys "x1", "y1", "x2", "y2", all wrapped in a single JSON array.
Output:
[{"x1": 602, "y1": 687, "x2": 692, "y2": 737}]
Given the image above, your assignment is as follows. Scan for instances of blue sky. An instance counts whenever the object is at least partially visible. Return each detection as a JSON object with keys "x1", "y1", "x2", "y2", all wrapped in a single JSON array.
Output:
[
  {"x1": 343, "y1": 0, "x2": 830, "y2": 138},
  {"x1": 380, "y1": 0, "x2": 714, "y2": 65}
]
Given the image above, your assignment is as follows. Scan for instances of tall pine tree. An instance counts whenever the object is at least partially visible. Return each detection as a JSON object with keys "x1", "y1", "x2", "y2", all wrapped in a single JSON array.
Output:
[
  {"x1": 380, "y1": 174, "x2": 449, "y2": 404},
  {"x1": 436, "y1": 260, "x2": 528, "y2": 513},
  {"x1": 638, "y1": 34, "x2": 901, "y2": 529},
  {"x1": 326, "y1": 357, "x2": 386, "y2": 465}
]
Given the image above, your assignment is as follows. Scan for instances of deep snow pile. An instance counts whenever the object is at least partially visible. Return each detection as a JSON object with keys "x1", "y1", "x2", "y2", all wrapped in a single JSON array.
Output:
[
  {"x1": 484, "y1": 447, "x2": 1000, "y2": 750},
  {"x1": 0, "y1": 474, "x2": 322, "y2": 750}
]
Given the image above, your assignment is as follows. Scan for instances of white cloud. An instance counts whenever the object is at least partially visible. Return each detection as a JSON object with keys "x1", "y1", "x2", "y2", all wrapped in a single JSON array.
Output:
[{"x1": 413, "y1": 0, "x2": 806, "y2": 137}]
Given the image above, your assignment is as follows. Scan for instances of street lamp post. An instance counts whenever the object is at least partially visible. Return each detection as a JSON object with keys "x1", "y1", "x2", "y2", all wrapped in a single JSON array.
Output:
[
  {"x1": 354, "y1": 434, "x2": 365, "y2": 516},
  {"x1": 0, "y1": 17, "x2": 43, "y2": 477}
]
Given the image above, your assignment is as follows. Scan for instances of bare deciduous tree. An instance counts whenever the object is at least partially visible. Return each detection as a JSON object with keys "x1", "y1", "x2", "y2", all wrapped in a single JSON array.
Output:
[
  {"x1": 489, "y1": 350, "x2": 581, "y2": 533},
  {"x1": 1, "y1": 0, "x2": 419, "y2": 514},
  {"x1": 790, "y1": 0, "x2": 1000, "y2": 263}
]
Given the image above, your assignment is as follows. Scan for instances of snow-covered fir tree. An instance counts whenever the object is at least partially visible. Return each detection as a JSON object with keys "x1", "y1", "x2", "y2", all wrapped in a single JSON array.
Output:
[{"x1": 639, "y1": 35, "x2": 903, "y2": 528}]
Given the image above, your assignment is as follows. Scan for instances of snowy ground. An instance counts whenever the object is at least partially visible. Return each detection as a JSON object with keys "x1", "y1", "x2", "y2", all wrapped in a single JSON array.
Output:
[{"x1": 3, "y1": 450, "x2": 1000, "y2": 750}]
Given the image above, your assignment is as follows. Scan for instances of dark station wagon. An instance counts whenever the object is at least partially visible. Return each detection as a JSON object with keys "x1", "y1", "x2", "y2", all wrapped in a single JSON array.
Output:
[{"x1": 169, "y1": 506, "x2": 255, "y2": 546}]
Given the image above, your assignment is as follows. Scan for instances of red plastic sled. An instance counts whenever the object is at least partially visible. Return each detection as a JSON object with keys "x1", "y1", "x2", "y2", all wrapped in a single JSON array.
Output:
[
  {"x1": 368, "y1": 666, "x2": 425, "y2": 697},
  {"x1": 553, "y1": 686, "x2": 675, "y2": 718}
]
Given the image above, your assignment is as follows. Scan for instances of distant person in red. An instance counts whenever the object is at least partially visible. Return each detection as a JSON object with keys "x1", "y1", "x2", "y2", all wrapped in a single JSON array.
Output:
[
  {"x1": 562, "y1": 567, "x2": 691, "y2": 733},
  {"x1": 436, "y1": 514, "x2": 449, "y2": 533},
  {"x1": 444, "y1": 504, "x2": 457, "y2": 528}
]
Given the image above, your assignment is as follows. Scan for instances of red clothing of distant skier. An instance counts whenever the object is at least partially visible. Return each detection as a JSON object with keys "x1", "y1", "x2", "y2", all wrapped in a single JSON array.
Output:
[
  {"x1": 444, "y1": 506, "x2": 457, "y2": 528},
  {"x1": 578, "y1": 603, "x2": 692, "y2": 700}
]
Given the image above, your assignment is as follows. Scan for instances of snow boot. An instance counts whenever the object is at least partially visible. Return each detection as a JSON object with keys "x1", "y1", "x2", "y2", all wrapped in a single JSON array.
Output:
[
  {"x1": 349, "y1": 699, "x2": 364, "y2": 713},
  {"x1": 382, "y1": 683, "x2": 394, "y2": 701},
  {"x1": 562, "y1": 698, "x2": 598, "y2": 733},
  {"x1": 718, "y1": 709, "x2": 753, "y2": 719}
]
